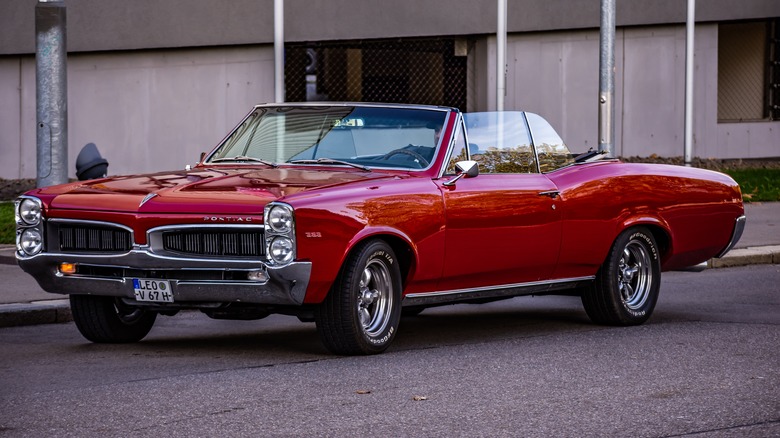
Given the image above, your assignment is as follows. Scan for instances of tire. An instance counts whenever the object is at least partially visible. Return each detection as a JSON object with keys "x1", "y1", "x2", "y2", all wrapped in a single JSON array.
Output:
[
  {"x1": 70, "y1": 295, "x2": 157, "y2": 343},
  {"x1": 581, "y1": 227, "x2": 661, "y2": 325},
  {"x1": 315, "y1": 239, "x2": 402, "y2": 355}
]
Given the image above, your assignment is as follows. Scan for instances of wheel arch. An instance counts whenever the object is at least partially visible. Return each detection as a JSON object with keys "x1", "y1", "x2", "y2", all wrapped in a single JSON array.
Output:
[
  {"x1": 344, "y1": 228, "x2": 417, "y2": 290},
  {"x1": 618, "y1": 217, "x2": 672, "y2": 262}
]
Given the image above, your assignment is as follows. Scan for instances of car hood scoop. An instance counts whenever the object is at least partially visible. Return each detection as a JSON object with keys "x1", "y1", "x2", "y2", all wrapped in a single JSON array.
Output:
[{"x1": 46, "y1": 167, "x2": 392, "y2": 214}]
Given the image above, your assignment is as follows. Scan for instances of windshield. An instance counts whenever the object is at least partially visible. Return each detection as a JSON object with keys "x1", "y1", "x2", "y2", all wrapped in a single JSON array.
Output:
[{"x1": 208, "y1": 105, "x2": 449, "y2": 170}]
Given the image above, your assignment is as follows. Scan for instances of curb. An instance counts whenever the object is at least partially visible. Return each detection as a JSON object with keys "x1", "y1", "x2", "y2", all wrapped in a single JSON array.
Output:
[
  {"x1": 0, "y1": 299, "x2": 72, "y2": 328},
  {"x1": 708, "y1": 245, "x2": 780, "y2": 268},
  {"x1": 0, "y1": 246, "x2": 778, "y2": 329}
]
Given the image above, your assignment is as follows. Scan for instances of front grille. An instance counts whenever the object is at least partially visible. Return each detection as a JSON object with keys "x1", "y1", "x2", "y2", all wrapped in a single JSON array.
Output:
[
  {"x1": 162, "y1": 230, "x2": 265, "y2": 257},
  {"x1": 58, "y1": 224, "x2": 132, "y2": 252}
]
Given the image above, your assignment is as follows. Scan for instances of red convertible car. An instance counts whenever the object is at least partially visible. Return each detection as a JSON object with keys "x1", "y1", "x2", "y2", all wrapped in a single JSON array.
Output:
[{"x1": 15, "y1": 103, "x2": 745, "y2": 354}]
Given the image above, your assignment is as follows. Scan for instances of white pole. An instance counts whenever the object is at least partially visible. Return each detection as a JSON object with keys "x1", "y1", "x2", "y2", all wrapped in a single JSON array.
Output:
[
  {"x1": 274, "y1": 0, "x2": 285, "y2": 103},
  {"x1": 496, "y1": 0, "x2": 507, "y2": 111},
  {"x1": 684, "y1": 0, "x2": 695, "y2": 167}
]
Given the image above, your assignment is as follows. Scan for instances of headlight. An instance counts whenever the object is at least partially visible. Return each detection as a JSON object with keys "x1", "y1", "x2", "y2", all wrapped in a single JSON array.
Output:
[
  {"x1": 269, "y1": 237, "x2": 294, "y2": 264},
  {"x1": 267, "y1": 205, "x2": 293, "y2": 233},
  {"x1": 17, "y1": 198, "x2": 42, "y2": 226},
  {"x1": 19, "y1": 228, "x2": 43, "y2": 256},
  {"x1": 264, "y1": 202, "x2": 296, "y2": 265}
]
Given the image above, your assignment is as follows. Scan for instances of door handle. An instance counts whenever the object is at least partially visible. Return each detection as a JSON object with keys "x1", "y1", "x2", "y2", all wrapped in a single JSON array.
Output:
[{"x1": 538, "y1": 190, "x2": 560, "y2": 199}]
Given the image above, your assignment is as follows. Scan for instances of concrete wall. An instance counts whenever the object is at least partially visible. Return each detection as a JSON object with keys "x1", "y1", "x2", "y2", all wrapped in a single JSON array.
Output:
[
  {"x1": 2, "y1": 0, "x2": 779, "y2": 55},
  {"x1": 0, "y1": 46, "x2": 274, "y2": 179},
  {"x1": 472, "y1": 24, "x2": 779, "y2": 159}
]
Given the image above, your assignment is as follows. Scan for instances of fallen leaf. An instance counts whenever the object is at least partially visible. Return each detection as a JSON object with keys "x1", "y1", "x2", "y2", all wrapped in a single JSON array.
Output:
[
  {"x1": 356, "y1": 389, "x2": 371, "y2": 395},
  {"x1": 412, "y1": 395, "x2": 428, "y2": 401}
]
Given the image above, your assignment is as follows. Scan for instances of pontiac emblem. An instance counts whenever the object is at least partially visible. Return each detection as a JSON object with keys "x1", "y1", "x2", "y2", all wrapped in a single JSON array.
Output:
[
  {"x1": 203, "y1": 216, "x2": 256, "y2": 223},
  {"x1": 139, "y1": 193, "x2": 158, "y2": 207}
]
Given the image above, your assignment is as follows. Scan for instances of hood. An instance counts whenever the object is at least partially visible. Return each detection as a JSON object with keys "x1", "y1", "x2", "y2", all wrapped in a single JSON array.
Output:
[{"x1": 42, "y1": 167, "x2": 393, "y2": 214}]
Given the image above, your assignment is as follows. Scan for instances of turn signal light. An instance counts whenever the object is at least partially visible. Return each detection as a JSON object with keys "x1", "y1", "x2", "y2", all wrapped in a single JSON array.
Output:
[{"x1": 59, "y1": 263, "x2": 77, "y2": 275}]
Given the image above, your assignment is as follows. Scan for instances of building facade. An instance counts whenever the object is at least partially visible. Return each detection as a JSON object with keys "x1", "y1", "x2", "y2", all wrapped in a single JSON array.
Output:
[{"x1": 1, "y1": 0, "x2": 778, "y2": 179}]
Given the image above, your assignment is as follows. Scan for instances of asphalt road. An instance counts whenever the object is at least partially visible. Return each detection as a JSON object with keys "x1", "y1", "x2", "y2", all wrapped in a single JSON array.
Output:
[{"x1": 1, "y1": 264, "x2": 778, "y2": 437}]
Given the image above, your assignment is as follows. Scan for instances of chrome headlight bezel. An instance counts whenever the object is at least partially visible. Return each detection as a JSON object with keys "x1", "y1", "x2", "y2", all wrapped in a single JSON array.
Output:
[
  {"x1": 264, "y1": 202, "x2": 296, "y2": 265},
  {"x1": 16, "y1": 197, "x2": 43, "y2": 226},
  {"x1": 15, "y1": 196, "x2": 45, "y2": 257},
  {"x1": 267, "y1": 205, "x2": 293, "y2": 234},
  {"x1": 18, "y1": 228, "x2": 43, "y2": 256}
]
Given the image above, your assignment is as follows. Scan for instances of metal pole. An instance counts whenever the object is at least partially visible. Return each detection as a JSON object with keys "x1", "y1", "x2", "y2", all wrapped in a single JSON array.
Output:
[
  {"x1": 684, "y1": 0, "x2": 695, "y2": 167},
  {"x1": 35, "y1": 0, "x2": 68, "y2": 187},
  {"x1": 496, "y1": 0, "x2": 507, "y2": 111},
  {"x1": 274, "y1": 0, "x2": 285, "y2": 103},
  {"x1": 598, "y1": 0, "x2": 615, "y2": 156}
]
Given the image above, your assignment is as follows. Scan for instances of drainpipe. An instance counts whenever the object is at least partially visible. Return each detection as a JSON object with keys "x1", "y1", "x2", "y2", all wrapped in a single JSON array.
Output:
[{"x1": 36, "y1": 0, "x2": 68, "y2": 187}]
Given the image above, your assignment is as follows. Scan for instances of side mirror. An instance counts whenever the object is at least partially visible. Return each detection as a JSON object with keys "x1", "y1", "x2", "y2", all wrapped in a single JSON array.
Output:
[
  {"x1": 442, "y1": 160, "x2": 479, "y2": 187},
  {"x1": 75, "y1": 143, "x2": 109, "y2": 181}
]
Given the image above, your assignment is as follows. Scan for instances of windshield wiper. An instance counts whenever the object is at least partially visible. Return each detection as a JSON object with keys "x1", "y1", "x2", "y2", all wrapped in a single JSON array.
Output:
[
  {"x1": 288, "y1": 158, "x2": 371, "y2": 172},
  {"x1": 210, "y1": 156, "x2": 278, "y2": 167}
]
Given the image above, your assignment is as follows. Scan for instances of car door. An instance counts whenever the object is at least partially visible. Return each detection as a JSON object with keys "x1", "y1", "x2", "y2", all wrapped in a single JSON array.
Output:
[{"x1": 435, "y1": 112, "x2": 562, "y2": 292}]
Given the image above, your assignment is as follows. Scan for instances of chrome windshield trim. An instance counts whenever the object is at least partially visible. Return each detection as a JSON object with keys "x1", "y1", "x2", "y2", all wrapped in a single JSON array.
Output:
[
  {"x1": 205, "y1": 103, "x2": 455, "y2": 173},
  {"x1": 402, "y1": 276, "x2": 595, "y2": 307},
  {"x1": 437, "y1": 111, "x2": 464, "y2": 179},
  {"x1": 715, "y1": 215, "x2": 746, "y2": 258}
]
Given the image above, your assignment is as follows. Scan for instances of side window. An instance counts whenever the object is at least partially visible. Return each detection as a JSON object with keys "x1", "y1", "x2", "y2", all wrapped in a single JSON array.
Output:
[
  {"x1": 464, "y1": 112, "x2": 538, "y2": 174},
  {"x1": 526, "y1": 113, "x2": 574, "y2": 173},
  {"x1": 444, "y1": 121, "x2": 468, "y2": 175}
]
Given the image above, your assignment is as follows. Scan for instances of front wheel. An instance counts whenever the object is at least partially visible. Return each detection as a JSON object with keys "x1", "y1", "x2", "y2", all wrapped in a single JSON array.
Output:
[
  {"x1": 315, "y1": 239, "x2": 402, "y2": 355},
  {"x1": 581, "y1": 227, "x2": 661, "y2": 325},
  {"x1": 70, "y1": 295, "x2": 157, "y2": 343}
]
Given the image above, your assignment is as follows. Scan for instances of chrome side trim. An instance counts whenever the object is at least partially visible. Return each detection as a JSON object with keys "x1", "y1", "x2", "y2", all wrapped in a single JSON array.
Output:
[
  {"x1": 402, "y1": 276, "x2": 595, "y2": 307},
  {"x1": 715, "y1": 215, "x2": 746, "y2": 258}
]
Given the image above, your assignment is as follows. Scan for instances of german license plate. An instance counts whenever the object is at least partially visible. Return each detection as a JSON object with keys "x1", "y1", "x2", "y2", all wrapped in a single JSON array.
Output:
[{"x1": 132, "y1": 278, "x2": 174, "y2": 303}]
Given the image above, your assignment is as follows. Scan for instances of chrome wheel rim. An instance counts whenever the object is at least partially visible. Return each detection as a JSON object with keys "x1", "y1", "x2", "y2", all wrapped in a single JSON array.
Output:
[
  {"x1": 618, "y1": 239, "x2": 653, "y2": 310},
  {"x1": 356, "y1": 259, "x2": 393, "y2": 337}
]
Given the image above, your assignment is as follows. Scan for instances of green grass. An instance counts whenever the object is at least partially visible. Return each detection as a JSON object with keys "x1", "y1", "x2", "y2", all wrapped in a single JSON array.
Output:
[
  {"x1": 0, "y1": 202, "x2": 14, "y2": 245},
  {"x1": 722, "y1": 168, "x2": 780, "y2": 202}
]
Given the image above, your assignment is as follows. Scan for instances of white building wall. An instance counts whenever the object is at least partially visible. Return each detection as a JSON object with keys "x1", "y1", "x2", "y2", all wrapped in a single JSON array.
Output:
[
  {"x1": 486, "y1": 24, "x2": 779, "y2": 159},
  {"x1": 0, "y1": 45, "x2": 275, "y2": 179}
]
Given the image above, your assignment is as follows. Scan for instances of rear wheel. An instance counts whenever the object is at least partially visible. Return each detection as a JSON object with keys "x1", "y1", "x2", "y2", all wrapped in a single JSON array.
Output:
[
  {"x1": 70, "y1": 295, "x2": 157, "y2": 343},
  {"x1": 582, "y1": 227, "x2": 661, "y2": 325},
  {"x1": 315, "y1": 239, "x2": 402, "y2": 355}
]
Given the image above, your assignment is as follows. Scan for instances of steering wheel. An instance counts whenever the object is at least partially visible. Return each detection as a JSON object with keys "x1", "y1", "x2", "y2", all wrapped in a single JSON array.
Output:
[{"x1": 381, "y1": 148, "x2": 430, "y2": 167}]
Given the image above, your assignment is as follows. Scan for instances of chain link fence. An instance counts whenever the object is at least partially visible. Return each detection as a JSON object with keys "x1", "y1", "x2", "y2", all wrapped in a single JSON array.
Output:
[{"x1": 285, "y1": 38, "x2": 469, "y2": 110}]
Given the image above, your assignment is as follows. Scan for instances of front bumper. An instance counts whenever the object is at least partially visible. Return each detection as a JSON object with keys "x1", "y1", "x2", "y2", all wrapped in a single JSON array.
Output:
[{"x1": 17, "y1": 249, "x2": 311, "y2": 306}]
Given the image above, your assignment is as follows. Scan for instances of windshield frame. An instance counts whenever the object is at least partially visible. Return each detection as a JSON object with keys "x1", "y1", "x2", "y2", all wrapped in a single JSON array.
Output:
[{"x1": 203, "y1": 103, "x2": 454, "y2": 173}]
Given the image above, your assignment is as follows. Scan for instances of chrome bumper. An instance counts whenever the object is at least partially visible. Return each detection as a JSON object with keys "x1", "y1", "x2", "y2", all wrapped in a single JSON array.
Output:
[
  {"x1": 17, "y1": 249, "x2": 311, "y2": 306},
  {"x1": 715, "y1": 215, "x2": 746, "y2": 258}
]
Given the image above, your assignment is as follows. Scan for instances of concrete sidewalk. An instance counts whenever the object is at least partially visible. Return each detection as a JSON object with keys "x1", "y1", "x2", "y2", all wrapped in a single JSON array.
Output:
[{"x1": 1, "y1": 202, "x2": 778, "y2": 327}]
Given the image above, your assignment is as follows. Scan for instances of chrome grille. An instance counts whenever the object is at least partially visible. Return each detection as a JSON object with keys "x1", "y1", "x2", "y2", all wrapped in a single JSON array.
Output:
[
  {"x1": 58, "y1": 224, "x2": 132, "y2": 252},
  {"x1": 162, "y1": 230, "x2": 265, "y2": 257}
]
